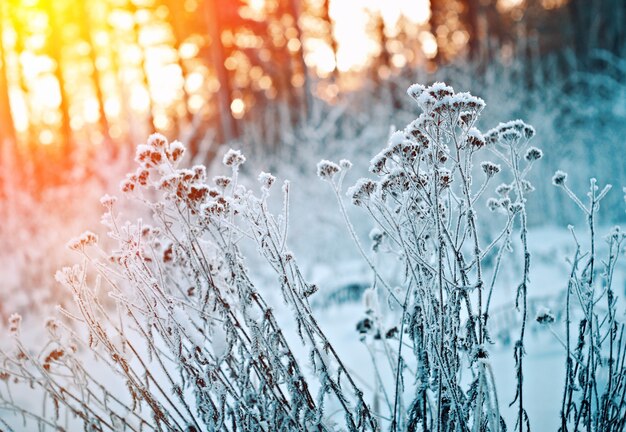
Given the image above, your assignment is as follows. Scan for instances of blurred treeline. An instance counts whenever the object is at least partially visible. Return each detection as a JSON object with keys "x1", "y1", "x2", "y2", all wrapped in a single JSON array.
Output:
[{"x1": 0, "y1": 0, "x2": 624, "y2": 184}]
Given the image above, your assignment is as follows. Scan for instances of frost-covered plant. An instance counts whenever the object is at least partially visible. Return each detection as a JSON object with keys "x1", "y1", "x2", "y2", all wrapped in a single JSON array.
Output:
[
  {"x1": 319, "y1": 82, "x2": 541, "y2": 431},
  {"x1": 3, "y1": 83, "x2": 624, "y2": 432},
  {"x1": 548, "y1": 176, "x2": 626, "y2": 431},
  {"x1": 0, "y1": 133, "x2": 377, "y2": 431}
]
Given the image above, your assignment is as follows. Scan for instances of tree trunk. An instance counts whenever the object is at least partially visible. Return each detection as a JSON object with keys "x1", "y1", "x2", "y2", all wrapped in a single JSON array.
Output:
[
  {"x1": 165, "y1": 0, "x2": 193, "y2": 125},
  {"x1": 465, "y1": 0, "x2": 480, "y2": 62},
  {"x1": 0, "y1": 1, "x2": 16, "y2": 150},
  {"x1": 45, "y1": 0, "x2": 73, "y2": 158},
  {"x1": 203, "y1": 0, "x2": 236, "y2": 143},
  {"x1": 78, "y1": 0, "x2": 111, "y2": 145},
  {"x1": 130, "y1": 1, "x2": 157, "y2": 134},
  {"x1": 286, "y1": 0, "x2": 312, "y2": 121},
  {"x1": 322, "y1": 0, "x2": 338, "y2": 81}
]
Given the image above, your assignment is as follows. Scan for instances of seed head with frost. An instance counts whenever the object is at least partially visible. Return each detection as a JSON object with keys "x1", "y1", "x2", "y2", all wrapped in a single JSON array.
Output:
[
  {"x1": 223, "y1": 149, "x2": 246, "y2": 167},
  {"x1": 168, "y1": 140, "x2": 185, "y2": 163},
  {"x1": 8, "y1": 313, "x2": 21, "y2": 335},
  {"x1": 347, "y1": 178, "x2": 377, "y2": 206},
  {"x1": 258, "y1": 171, "x2": 276, "y2": 189},
  {"x1": 536, "y1": 306, "x2": 555, "y2": 324},
  {"x1": 100, "y1": 194, "x2": 117, "y2": 208},
  {"x1": 553, "y1": 170, "x2": 568, "y2": 186},
  {"x1": 67, "y1": 231, "x2": 98, "y2": 251},
  {"x1": 525, "y1": 146, "x2": 543, "y2": 162},
  {"x1": 147, "y1": 132, "x2": 168, "y2": 149},
  {"x1": 466, "y1": 128, "x2": 486, "y2": 149},
  {"x1": 316, "y1": 159, "x2": 341, "y2": 181},
  {"x1": 481, "y1": 161, "x2": 501, "y2": 177}
]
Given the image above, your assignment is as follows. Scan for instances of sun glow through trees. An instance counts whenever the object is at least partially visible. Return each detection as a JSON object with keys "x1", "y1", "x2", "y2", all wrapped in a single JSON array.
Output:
[{"x1": 0, "y1": 0, "x2": 434, "y2": 153}]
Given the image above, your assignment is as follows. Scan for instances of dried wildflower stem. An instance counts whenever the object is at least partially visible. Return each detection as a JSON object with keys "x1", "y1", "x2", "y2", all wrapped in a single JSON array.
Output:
[{"x1": 331, "y1": 180, "x2": 401, "y2": 307}]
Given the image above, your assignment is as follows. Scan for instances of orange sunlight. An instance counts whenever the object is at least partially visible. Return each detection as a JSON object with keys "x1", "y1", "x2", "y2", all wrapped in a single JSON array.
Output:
[{"x1": 1, "y1": 0, "x2": 433, "y2": 152}]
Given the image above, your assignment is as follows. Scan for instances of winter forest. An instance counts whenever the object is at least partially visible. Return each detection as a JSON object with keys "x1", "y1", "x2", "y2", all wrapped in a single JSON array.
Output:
[{"x1": 0, "y1": 0, "x2": 625, "y2": 430}]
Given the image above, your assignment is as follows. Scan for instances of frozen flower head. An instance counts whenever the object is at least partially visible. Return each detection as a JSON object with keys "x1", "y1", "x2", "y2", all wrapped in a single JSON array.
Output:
[
  {"x1": 55, "y1": 265, "x2": 81, "y2": 287},
  {"x1": 369, "y1": 228, "x2": 385, "y2": 252},
  {"x1": 487, "y1": 120, "x2": 535, "y2": 147},
  {"x1": 466, "y1": 128, "x2": 485, "y2": 149},
  {"x1": 460, "y1": 111, "x2": 475, "y2": 126},
  {"x1": 213, "y1": 175, "x2": 231, "y2": 190},
  {"x1": 202, "y1": 197, "x2": 228, "y2": 217},
  {"x1": 495, "y1": 183, "x2": 512, "y2": 196},
  {"x1": 369, "y1": 151, "x2": 388, "y2": 175},
  {"x1": 135, "y1": 144, "x2": 152, "y2": 165},
  {"x1": 483, "y1": 129, "x2": 499, "y2": 146},
  {"x1": 223, "y1": 149, "x2": 246, "y2": 168},
  {"x1": 535, "y1": 306, "x2": 555, "y2": 324},
  {"x1": 521, "y1": 179, "x2": 535, "y2": 193},
  {"x1": 406, "y1": 122, "x2": 430, "y2": 149},
  {"x1": 501, "y1": 129, "x2": 522, "y2": 144},
  {"x1": 356, "y1": 317, "x2": 374, "y2": 335},
  {"x1": 258, "y1": 171, "x2": 276, "y2": 189},
  {"x1": 487, "y1": 198, "x2": 500, "y2": 212},
  {"x1": 147, "y1": 133, "x2": 168, "y2": 149},
  {"x1": 481, "y1": 161, "x2": 501, "y2": 177},
  {"x1": 606, "y1": 226, "x2": 626, "y2": 243},
  {"x1": 525, "y1": 147, "x2": 543, "y2": 162},
  {"x1": 407, "y1": 83, "x2": 425, "y2": 102},
  {"x1": 120, "y1": 177, "x2": 135, "y2": 193},
  {"x1": 45, "y1": 318, "x2": 61, "y2": 338},
  {"x1": 428, "y1": 82, "x2": 454, "y2": 100},
  {"x1": 339, "y1": 159, "x2": 352, "y2": 170},
  {"x1": 509, "y1": 202, "x2": 524, "y2": 214},
  {"x1": 168, "y1": 140, "x2": 185, "y2": 163},
  {"x1": 347, "y1": 178, "x2": 377, "y2": 206},
  {"x1": 316, "y1": 160, "x2": 341, "y2": 181},
  {"x1": 187, "y1": 185, "x2": 209, "y2": 202},
  {"x1": 100, "y1": 194, "x2": 117, "y2": 209},
  {"x1": 136, "y1": 144, "x2": 163, "y2": 169},
  {"x1": 8, "y1": 313, "x2": 21, "y2": 335},
  {"x1": 552, "y1": 170, "x2": 568, "y2": 186},
  {"x1": 192, "y1": 165, "x2": 206, "y2": 182},
  {"x1": 438, "y1": 168, "x2": 452, "y2": 188},
  {"x1": 136, "y1": 168, "x2": 149, "y2": 186},
  {"x1": 67, "y1": 231, "x2": 98, "y2": 251}
]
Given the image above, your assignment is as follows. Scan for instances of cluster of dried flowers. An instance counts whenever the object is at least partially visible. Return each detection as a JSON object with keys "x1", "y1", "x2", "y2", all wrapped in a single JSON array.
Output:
[{"x1": 1, "y1": 83, "x2": 624, "y2": 432}]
